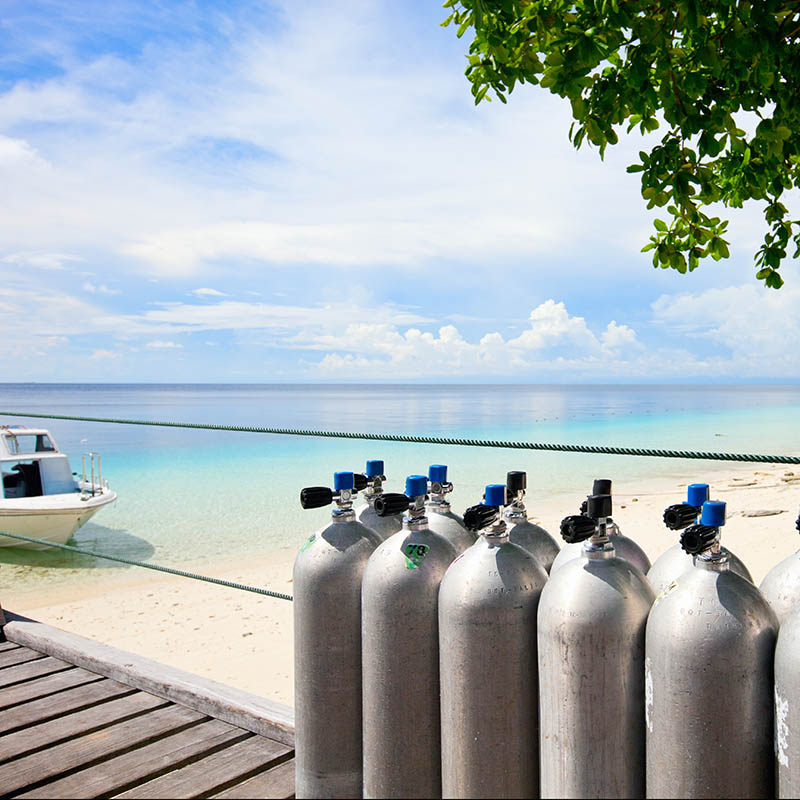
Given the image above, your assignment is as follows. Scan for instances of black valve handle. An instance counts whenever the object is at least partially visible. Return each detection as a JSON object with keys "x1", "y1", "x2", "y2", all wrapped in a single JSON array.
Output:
[
  {"x1": 796, "y1": 509, "x2": 800, "y2": 534},
  {"x1": 300, "y1": 486, "x2": 334, "y2": 509},
  {"x1": 353, "y1": 473, "x2": 369, "y2": 491},
  {"x1": 680, "y1": 524, "x2": 718, "y2": 555},
  {"x1": 506, "y1": 471, "x2": 526, "y2": 493},
  {"x1": 374, "y1": 492, "x2": 410, "y2": 517},
  {"x1": 561, "y1": 514, "x2": 596, "y2": 544},
  {"x1": 463, "y1": 503, "x2": 500, "y2": 532},
  {"x1": 586, "y1": 493, "x2": 612, "y2": 519},
  {"x1": 593, "y1": 478, "x2": 612, "y2": 495},
  {"x1": 664, "y1": 503, "x2": 701, "y2": 531}
]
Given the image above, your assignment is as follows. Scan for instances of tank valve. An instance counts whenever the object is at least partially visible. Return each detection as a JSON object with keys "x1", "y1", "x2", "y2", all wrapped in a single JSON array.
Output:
[
  {"x1": 357, "y1": 460, "x2": 387, "y2": 499},
  {"x1": 663, "y1": 483, "x2": 709, "y2": 530},
  {"x1": 300, "y1": 472, "x2": 358, "y2": 513},
  {"x1": 427, "y1": 464, "x2": 453, "y2": 506},
  {"x1": 580, "y1": 479, "x2": 612, "y2": 515},
  {"x1": 374, "y1": 475, "x2": 428, "y2": 524},
  {"x1": 353, "y1": 473, "x2": 369, "y2": 491},
  {"x1": 464, "y1": 484, "x2": 507, "y2": 531},
  {"x1": 680, "y1": 500, "x2": 726, "y2": 556}
]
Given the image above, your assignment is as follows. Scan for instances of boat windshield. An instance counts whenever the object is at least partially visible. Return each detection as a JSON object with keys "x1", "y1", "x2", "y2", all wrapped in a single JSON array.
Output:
[{"x1": 4, "y1": 433, "x2": 56, "y2": 455}]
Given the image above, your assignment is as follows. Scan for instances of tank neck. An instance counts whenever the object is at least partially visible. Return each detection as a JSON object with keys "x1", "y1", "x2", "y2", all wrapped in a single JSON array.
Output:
[
  {"x1": 332, "y1": 507, "x2": 356, "y2": 523},
  {"x1": 504, "y1": 500, "x2": 527, "y2": 524},
  {"x1": 426, "y1": 496, "x2": 451, "y2": 514},
  {"x1": 402, "y1": 513, "x2": 430, "y2": 532},
  {"x1": 583, "y1": 519, "x2": 615, "y2": 558},
  {"x1": 694, "y1": 549, "x2": 731, "y2": 571},
  {"x1": 482, "y1": 520, "x2": 509, "y2": 547}
]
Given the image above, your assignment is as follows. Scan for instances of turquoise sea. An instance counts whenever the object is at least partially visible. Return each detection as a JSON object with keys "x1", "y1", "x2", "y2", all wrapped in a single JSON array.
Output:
[{"x1": 1, "y1": 383, "x2": 799, "y2": 595}]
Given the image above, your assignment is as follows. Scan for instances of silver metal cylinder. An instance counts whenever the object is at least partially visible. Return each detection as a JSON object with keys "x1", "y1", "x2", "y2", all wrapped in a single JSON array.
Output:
[
  {"x1": 649, "y1": 541, "x2": 752, "y2": 595},
  {"x1": 362, "y1": 520, "x2": 458, "y2": 799},
  {"x1": 775, "y1": 606, "x2": 800, "y2": 797},
  {"x1": 439, "y1": 525, "x2": 548, "y2": 798},
  {"x1": 426, "y1": 500, "x2": 476, "y2": 554},
  {"x1": 357, "y1": 497, "x2": 403, "y2": 541},
  {"x1": 646, "y1": 557, "x2": 778, "y2": 798},
  {"x1": 504, "y1": 507, "x2": 560, "y2": 572},
  {"x1": 538, "y1": 542, "x2": 655, "y2": 798},
  {"x1": 760, "y1": 550, "x2": 800, "y2": 624},
  {"x1": 293, "y1": 515, "x2": 381, "y2": 798},
  {"x1": 550, "y1": 523, "x2": 651, "y2": 575}
]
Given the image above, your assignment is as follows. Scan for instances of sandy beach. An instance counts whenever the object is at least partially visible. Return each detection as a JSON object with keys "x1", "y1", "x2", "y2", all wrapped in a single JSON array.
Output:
[{"x1": 4, "y1": 461, "x2": 800, "y2": 706}]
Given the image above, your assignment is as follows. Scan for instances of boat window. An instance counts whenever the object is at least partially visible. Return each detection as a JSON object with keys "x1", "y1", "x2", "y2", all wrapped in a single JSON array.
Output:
[{"x1": 4, "y1": 434, "x2": 56, "y2": 455}]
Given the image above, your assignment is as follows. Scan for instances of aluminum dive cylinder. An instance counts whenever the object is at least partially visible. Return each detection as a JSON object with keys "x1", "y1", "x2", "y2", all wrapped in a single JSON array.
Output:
[
  {"x1": 648, "y1": 483, "x2": 752, "y2": 594},
  {"x1": 503, "y1": 470, "x2": 560, "y2": 572},
  {"x1": 538, "y1": 492, "x2": 655, "y2": 799},
  {"x1": 549, "y1": 478, "x2": 652, "y2": 575},
  {"x1": 439, "y1": 484, "x2": 548, "y2": 799},
  {"x1": 424, "y1": 464, "x2": 476, "y2": 554},
  {"x1": 361, "y1": 475, "x2": 458, "y2": 799},
  {"x1": 774, "y1": 598, "x2": 800, "y2": 796},
  {"x1": 760, "y1": 509, "x2": 800, "y2": 623},
  {"x1": 645, "y1": 501, "x2": 778, "y2": 799},
  {"x1": 355, "y1": 459, "x2": 403, "y2": 541},
  {"x1": 294, "y1": 471, "x2": 382, "y2": 799}
]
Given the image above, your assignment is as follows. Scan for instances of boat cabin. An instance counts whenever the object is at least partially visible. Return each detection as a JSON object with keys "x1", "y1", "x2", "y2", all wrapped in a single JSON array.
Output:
[{"x1": 0, "y1": 426, "x2": 78, "y2": 499}]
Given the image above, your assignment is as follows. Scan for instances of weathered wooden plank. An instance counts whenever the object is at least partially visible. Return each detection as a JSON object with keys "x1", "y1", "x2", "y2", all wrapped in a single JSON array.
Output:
[
  {"x1": 4, "y1": 612, "x2": 295, "y2": 746},
  {"x1": 0, "y1": 667, "x2": 103, "y2": 710},
  {"x1": 0, "y1": 655, "x2": 71, "y2": 688},
  {"x1": 114, "y1": 735, "x2": 292, "y2": 799},
  {"x1": 0, "y1": 640, "x2": 21, "y2": 652},
  {"x1": 0, "y1": 677, "x2": 135, "y2": 734},
  {"x1": 0, "y1": 691, "x2": 168, "y2": 764},
  {"x1": 0, "y1": 703, "x2": 206, "y2": 796},
  {"x1": 13, "y1": 719, "x2": 251, "y2": 799},
  {"x1": 212, "y1": 758, "x2": 296, "y2": 799},
  {"x1": 0, "y1": 646, "x2": 45, "y2": 669}
]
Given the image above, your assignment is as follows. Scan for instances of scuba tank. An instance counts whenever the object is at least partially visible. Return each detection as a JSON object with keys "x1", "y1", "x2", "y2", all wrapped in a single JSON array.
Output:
[
  {"x1": 503, "y1": 470, "x2": 560, "y2": 572},
  {"x1": 760, "y1": 508, "x2": 800, "y2": 623},
  {"x1": 424, "y1": 464, "x2": 476, "y2": 554},
  {"x1": 646, "y1": 501, "x2": 778, "y2": 799},
  {"x1": 439, "y1": 484, "x2": 548, "y2": 798},
  {"x1": 294, "y1": 471, "x2": 381, "y2": 799},
  {"x1": 354, "y1": 459, "x2": 403, "y2": 541},
  {"x1": 538, "y1": 490, "x2": 655, "y2": 798},
  {"x1": 648, "y1": 483, "x2": 752, "y2": 594},
  {"x1": 775, "y1": 591, "x2": 800, "y2": 797},
  {"x1": 361, "y1": 475, "x2": 458, "y2": 799},
  {"x1": 550, "y1": 478, "x2": 651, "y2": 575}
]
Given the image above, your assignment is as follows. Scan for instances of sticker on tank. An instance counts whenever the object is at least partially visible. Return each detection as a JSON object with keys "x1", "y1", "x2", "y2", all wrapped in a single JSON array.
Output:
[
  {"x1": 404, "y1": 542, "x2": 429, "y2": 570},
  {"x1": 300, "y1": 533, "x2": 316, "y2": 552}
]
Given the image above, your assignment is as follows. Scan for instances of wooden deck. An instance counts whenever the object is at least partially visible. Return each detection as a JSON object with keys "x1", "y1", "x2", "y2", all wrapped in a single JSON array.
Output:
[{"x1": 0, "y1": 614, "x2": 295, "y2": 799}]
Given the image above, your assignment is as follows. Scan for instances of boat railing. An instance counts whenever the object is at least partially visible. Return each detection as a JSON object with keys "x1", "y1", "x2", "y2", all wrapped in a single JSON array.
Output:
[{"x1": 80, "y1": 452, "x2": 103, "y2": 497}]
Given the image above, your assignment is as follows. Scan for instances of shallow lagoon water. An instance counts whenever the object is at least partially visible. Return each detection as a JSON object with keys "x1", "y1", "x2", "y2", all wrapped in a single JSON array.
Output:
[{"x1": 1, "y1": 383, "x2": 799, "y2": 595}]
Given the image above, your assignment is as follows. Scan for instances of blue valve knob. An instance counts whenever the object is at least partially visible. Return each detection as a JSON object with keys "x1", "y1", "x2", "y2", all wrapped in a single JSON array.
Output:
[
  {"x1": 334, "y1": 471, "x2": 355, "y2": 492},
  {"x1": 365, "y1": 460, "x2": 385, "y2": 478},
  {"x1": 700, "y1": 500, "x2": 726, "y2": 527},
  {"x1": 406, "y1": 475, "x2": 428, "y2": 498},
  {"x1": 429, "y1": 465, "x2": 448, "y2": 484},
  {"x1": 483, "y1": 484, "x2": 506, "y2": 507},
  {"x1": 687, "y1": 483, "x2": 709, "y2": 507}
]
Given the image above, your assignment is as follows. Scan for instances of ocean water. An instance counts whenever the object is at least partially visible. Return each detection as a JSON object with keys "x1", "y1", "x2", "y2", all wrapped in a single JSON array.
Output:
[{"x1": 1, "y1": 383, "x2": 800, "y2": 595}]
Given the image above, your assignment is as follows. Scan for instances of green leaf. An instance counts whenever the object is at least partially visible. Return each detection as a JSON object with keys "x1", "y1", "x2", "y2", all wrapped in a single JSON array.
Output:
[{"x1": 653, "y1": 218, "x2": 668, "y2": 232}]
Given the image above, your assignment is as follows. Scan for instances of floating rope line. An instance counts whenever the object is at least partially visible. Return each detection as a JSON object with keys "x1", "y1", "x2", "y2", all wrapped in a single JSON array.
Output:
[
  {"x1": 0, "y1": 531, "x2": 293, "y2": 601},
  {"x1": 2, "y1": 410, "x2": 800, "y2": 464}
]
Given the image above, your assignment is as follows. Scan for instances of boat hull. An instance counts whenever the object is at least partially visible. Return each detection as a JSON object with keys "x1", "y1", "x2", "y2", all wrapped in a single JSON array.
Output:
[{"x1": 0, "y1": 490, "x2": 117, "y2": 549}]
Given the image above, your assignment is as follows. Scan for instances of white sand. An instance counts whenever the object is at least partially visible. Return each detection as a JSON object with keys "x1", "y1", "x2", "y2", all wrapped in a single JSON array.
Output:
[{"x1": 5, "y1": 463, "x2": 800, "y2": 706}]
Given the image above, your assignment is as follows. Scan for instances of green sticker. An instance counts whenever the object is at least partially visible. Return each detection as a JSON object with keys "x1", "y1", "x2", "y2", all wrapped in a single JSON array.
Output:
[
  {"x1": 300, "y1": 533, "x2": 316, "y2": 552},
  {"x1": 404, "y1": 542, "x2": 429, "y2": 570}
]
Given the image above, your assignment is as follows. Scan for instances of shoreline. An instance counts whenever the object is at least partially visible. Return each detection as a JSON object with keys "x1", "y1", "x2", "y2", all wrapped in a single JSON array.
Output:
[{"x1": 4, "y1": 462, "x2": 800, "y2": 705}]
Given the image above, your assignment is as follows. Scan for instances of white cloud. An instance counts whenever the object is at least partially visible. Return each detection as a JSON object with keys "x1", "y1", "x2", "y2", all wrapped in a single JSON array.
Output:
[
  {"x1": 2, "y1": 251, "x2": 83, "y2": 270},
  {"x1": 146, "y1": 340, "x2": 183, "y2": 349},
  {"x1": 89, "y1": 348, "x2": 121, "y2": 360},
  {"x1": 83, "y1": 281, "x2": 120, "y2": 295},
  {"x1": 192, "y1": 287, "x2": 227, "y2": 297}
]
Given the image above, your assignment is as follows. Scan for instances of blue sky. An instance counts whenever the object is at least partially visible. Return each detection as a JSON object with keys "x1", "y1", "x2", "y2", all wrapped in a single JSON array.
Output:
[{"x1": 1, "y1": 0, "x2": 798, "y2": 382}]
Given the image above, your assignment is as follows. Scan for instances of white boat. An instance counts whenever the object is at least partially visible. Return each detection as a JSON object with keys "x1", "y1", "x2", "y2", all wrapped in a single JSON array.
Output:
[{"x1": 0, "y1": 425, "x2": 117, "y2": 549}]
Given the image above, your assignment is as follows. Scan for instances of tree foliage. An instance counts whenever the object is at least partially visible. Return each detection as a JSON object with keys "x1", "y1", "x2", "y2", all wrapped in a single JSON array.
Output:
[{"x1": 443, "y1": 0, "x2": 800, "y2": 288}]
